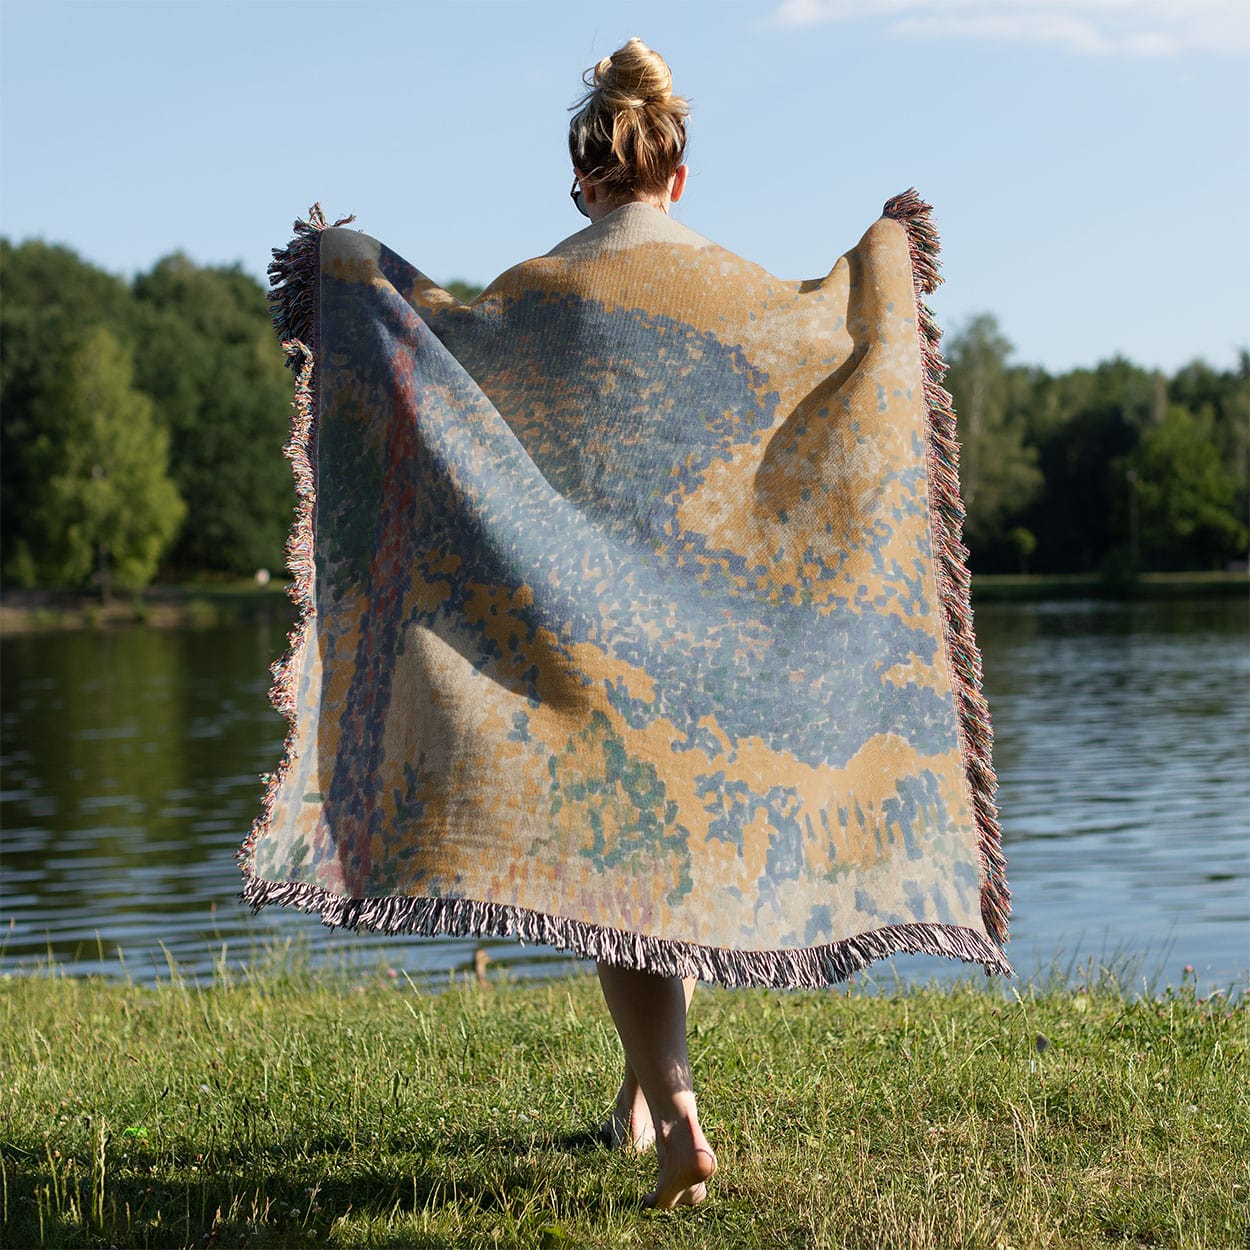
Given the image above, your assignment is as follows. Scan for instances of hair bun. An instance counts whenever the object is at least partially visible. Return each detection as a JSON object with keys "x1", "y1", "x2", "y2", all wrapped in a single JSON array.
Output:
[
  {"x1": 593, "y1": 36, "x2": 674, "y2": 109},
  {"x1": 569, "y1": 38, "x2": 689, "y2": 197}
]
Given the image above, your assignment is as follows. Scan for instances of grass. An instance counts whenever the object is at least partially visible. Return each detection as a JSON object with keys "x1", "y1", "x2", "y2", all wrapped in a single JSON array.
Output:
[
  {"x1": 971, "y1": 571, "x2": 1247, "y2": 602},
  {"x1": 1, "y1": 962, "x2": 1246, "y2": 1249},
  {"x1": 2, "y1": 571, "x2": 1244, "y2": 634},
  {"x1": 0, "y1": 580, "x2": 293, "y2": 633}
]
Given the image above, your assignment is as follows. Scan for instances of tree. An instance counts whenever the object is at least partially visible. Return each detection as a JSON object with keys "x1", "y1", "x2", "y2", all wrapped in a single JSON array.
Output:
[
  {"x1": 1020, "y1": 357, "x2": 1163, "y2": 573},
  {"x1": 1007, "y1": 526, "x2": 1037, "y2": 574},
  {"x1": 1169, "y1": 354, "x2": 1250, "y2": 538},
  {"x1": 943, "y1": 315, "x2": 1043, "y2": 565},
  {"x1": 25, "y1": 327, "x2": 185, "y2": 596},
  {"x1": 131, "y1": 256, "x2": 294, "y2": 574},
  {"x1": 1129, "y1": 405, "x2": 1246, "y2": 570},
  {"x1": 445, "y1": 279, "x2": 483, "y2": 303},
  {"x1": 1, "y1": 239, "x2": 139, "y2": 581}
]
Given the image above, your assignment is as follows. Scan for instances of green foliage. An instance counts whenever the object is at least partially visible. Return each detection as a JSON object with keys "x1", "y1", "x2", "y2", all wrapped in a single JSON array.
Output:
[
  {"x1": 1130, "y1": 405, "x2": 1247, "y2": 569},
  {"x1": 20, "y1": 327, "x2": 184, "y2": 595},
  {"x1": 1169, "y1": 351, "x2": 1250, "y2": 537},
  {"x1": 1, "y1": 240, "x2": 291, "y2": 584},
  {"x1": 445, "y1": 278, "x2": 484, "y2": 303},
  {"x1": 132, "y1": 255, "x2": 293, "y2": 574},
  {"x1": 942, "y1": 317, "x2": 1249, "y2": 574},
  {"x1": 1006, "y1": 526, "x2": 1037, "y2": 574},
  {"x1": 0, "y1": 240, "x2": 139, "y2": 582},
  {"x1": 1030, "y1": 358, "x2": 1166, "y2": 573},
  {"x1": 945, "y1": 315, "x2": 1043, "y2": 555},
  {"x1": 1, "y1": 970, "x2": 1245, "y2": 1249}
]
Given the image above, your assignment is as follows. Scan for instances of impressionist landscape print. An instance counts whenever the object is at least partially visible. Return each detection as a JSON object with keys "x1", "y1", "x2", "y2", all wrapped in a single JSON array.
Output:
[{"x1": 2, "y1": 2, "x2": 1247, "y2": 1248}]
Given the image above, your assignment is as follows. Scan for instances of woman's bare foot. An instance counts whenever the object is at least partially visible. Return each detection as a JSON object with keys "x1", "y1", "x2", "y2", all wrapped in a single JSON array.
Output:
[
  {"x1": 645, "y1": 1115, "x2": 717, "y2": 1209},
  {"x1": 602, "y1": 1073, "x2": 655, "y2": 1151},
  {"x1": 595, "y1": 966, "x2": 713, "y2": 1207}
]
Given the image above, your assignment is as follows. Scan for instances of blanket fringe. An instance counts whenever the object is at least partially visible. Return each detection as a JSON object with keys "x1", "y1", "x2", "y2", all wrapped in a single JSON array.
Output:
[
  {"x1": 238, "y1": 205, "x2": 348, "y2": 876},
  {"x1": 241, "y1": 873, "x2": 1013, "y2": 987},
  {"x1": 883, "y1": 188, "x2": 1011, "y2": 948},
  {"x1": 240, "y1": 196, "x2": 1012, "y2": 986},
  {"x1": 266, "y1": 203, "x2": 355, "y2": 358}
]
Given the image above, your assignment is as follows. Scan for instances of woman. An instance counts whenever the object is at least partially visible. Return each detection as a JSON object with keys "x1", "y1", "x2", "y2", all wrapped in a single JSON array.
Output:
[
  {"x1": 245, "y1": 37, "x2": 1010, "y2": 1215},
  {"x1": 567, "y1": 37, "x2": 717, "y2": 1211}
]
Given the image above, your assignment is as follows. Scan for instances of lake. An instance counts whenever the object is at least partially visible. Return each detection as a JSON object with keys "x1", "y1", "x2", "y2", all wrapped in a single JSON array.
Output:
[{"x1": 2, "y1": 597, "x2": 1247, "y2": 993}]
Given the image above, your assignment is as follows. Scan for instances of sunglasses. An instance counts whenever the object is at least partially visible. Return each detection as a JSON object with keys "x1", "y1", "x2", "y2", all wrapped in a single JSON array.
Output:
[{"x1": 570, "y1": 177, "x2": 589, "y2": 219}]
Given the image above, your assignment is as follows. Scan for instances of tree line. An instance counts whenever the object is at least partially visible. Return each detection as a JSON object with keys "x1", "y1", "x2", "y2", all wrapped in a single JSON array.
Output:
[
  {"x1": 2, "y1": 240, "x2": 294, "y2": 596},
  {"x1": 1, "y1": 238, "x2": 1246, "y2": 595},
  {"x1": 945, "y1": 315, "x2": 1247, "y2": 575}
]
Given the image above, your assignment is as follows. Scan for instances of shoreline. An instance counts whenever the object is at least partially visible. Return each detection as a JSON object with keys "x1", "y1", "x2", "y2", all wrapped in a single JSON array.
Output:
[
  {"x1": 1, "y1": 571, "x2": 1245, "y2": 634},
  {"x1": 0, "y1": 581, "x2": 294, "y2": 634},
  {"x1": 969, "y1": 569, "x2": 1248, "y2": 601}
]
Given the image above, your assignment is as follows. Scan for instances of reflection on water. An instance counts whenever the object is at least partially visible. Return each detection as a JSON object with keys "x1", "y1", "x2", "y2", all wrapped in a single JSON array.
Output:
[{"x1": 1, "y1": 598, "x2": 1246, "y2": 990}]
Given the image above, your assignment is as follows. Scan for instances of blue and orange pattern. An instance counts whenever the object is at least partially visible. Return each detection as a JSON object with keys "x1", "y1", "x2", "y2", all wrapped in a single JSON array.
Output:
[{"x1": 240, "y1": 196, "x2": 1011, "y2": 986}]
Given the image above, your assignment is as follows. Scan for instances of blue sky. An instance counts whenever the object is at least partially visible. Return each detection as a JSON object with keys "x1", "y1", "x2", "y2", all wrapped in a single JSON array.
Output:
[{"x1": 2, "y1": 0, "x2": 1246, "y2": 374}]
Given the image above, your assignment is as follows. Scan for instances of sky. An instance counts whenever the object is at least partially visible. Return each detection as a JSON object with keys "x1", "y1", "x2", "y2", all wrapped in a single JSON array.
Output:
[{"x1": 1, "y1": 0, "x2": 1247, "y2": 375}]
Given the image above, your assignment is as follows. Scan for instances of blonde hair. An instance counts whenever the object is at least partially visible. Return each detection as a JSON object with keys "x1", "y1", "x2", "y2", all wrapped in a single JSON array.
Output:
[{"x1": 568, "y1": 38, "x2": 689, "y2": 198}]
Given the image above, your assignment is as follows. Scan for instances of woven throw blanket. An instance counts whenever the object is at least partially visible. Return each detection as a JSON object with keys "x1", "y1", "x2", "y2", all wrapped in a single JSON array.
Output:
[{"x1": 239, "y1": 191, "x2": 1011, "y2": 987}]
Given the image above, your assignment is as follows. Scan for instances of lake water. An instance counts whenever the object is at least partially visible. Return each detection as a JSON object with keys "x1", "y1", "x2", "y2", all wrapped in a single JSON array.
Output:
[{"x1": 2, "y1": 597, "x2": 1247, "y2": 993}]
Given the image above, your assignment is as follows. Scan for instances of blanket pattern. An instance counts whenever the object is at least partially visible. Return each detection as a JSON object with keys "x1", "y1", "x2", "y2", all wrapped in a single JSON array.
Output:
[{"x1": 239, "y1": 192, "x2": 1011, "y2": 986}]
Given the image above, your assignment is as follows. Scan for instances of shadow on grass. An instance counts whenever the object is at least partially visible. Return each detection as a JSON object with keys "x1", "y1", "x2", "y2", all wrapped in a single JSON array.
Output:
[{"x1": 3, "y1": 1125, "x2": 637, "y2": 1249}]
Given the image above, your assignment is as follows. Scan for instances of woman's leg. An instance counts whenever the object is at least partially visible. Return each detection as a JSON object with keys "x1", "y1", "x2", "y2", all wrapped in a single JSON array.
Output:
[
  {"x1": 603, "y1": 977, "x2": 696, "y2": 1151},
  {"x1": 596, "y1": 964, "x2": 717, "y2": 1208}
]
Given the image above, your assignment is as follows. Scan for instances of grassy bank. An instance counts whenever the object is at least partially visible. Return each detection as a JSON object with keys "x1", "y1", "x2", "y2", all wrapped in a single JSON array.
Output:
[
  {"x1": 1, "y1": 571, "x2": 1245, "y2": 633},
  {"x1": 970, "y1": 570, "x2": 1248, "y2": 602},
  {"x1": 0, "y1": 582, "x2": 294, "y2": 634},
  {"x1": 2, "y1": 967, "x2": 1245, "y2": 1249}
]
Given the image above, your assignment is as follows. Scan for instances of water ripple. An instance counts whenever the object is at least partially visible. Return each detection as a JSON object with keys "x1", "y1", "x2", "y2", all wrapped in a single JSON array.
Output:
[{"x1": 1, "y1": 600, "x2": 1246, "y2": 992}]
